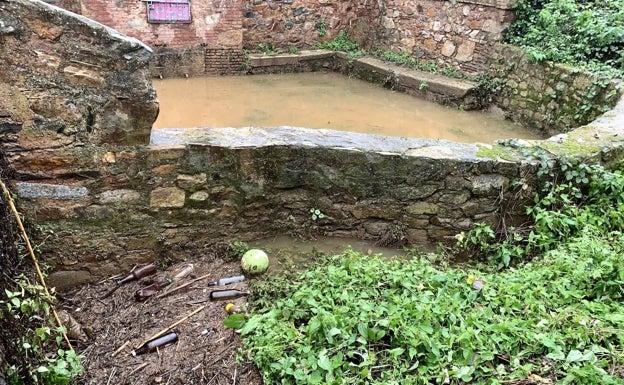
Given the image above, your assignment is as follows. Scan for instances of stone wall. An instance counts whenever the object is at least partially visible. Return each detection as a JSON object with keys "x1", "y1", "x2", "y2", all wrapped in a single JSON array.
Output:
[
  {"x1": 14, "y1": 127, "x2": 538, "y2": 289},
  {"x1": 51, "y1": 0, "x2": 516, "y2": 75},
  {"x1": 490, "y1": 44, "x2": 623, "y2": 135},
  {"x1": 377, "y1": 0, "x2": 516, "y2": 73},
  {"x1": 242, "y1": 0, "x2": 383, "y2": 51},
  {"x1": 243, "y1": 0, "x2": 516, "y2": 73},
  {"x1": 0, "y1": 0, "x2": 158, "y2": 152}
]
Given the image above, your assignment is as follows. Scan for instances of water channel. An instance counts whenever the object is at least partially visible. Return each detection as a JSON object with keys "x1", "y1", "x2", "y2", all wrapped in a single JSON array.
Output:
[{"x1": 152, "y1": 72, "x2": 542, "y2": 143}]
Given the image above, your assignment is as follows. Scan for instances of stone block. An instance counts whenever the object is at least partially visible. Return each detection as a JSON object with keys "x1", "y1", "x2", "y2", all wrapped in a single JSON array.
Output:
[
  {"x1": 456, "y1": 40, "x2": 476, "y2": 62},
  {"x1": 17, "y1": 182, "x2": 88, "y2": 200},
  {"x1": 46, "y1": 270, "x2": 92, "y2": 292},
  {"x1": 150, "y1": 187, "x2": 186, "y2": 207},
  {"x1": 189, "y1": 190, "x2": 210, "y2": 201},
  {"x1": 99, "y1": 189, "x2": 141, "y2": 203},
  {"x1": 471, "y1": 174, "x2": 507, "y2": 196},
  {"x1": 407, "y1": 201, "x2": 439, "y2": 215},
  {"x1": 177, "y1": 173, "x2": 207, "y2": 189}
]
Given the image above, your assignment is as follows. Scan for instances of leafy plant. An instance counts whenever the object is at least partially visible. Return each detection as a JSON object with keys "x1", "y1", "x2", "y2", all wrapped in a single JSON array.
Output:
[
  {"x1": 241, "y1": 246, "x2": 624, "y2": 384},
  {"x1": 506, "y1": 0, "x2": 624, "y2": 77},
  {"x1": 258, "y1": 42, "x2": 278, "y2": 55},
  {"x1": 229, "y1": 240, "x2": 250, "y2": 259},
  {"x1": 316, "y1": 18, "x2": 327, "y2": 37},
  {"x1": 1, "y1": 275, "x2": 84, "y2": 384},
  {"x1": 316, "y1": 31, "x2": 365, "y2": 58},
  {"x1": 239, "y1": 159, "x2": 624, "y2": 384},
  {"x1": 309, "y1": 208, "x2": 325, "y2": 221}
]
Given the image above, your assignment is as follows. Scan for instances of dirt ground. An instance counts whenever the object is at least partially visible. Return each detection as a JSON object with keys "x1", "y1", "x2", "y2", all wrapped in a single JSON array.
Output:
[{"x1": 62, "y1": 257, "x2": 263, "y2": 385}]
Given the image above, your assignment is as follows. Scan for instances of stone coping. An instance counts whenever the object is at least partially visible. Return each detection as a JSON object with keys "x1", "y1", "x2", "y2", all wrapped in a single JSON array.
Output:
[
  {"x1": 348, "y1": 55, "x2": 475, "y2": 98},
  {"x1": 249, "y1": 50, "x2": 477, "y2": 100},
  {"x1": 150, "y1": 126, "x2": 483, "y2": 160}
]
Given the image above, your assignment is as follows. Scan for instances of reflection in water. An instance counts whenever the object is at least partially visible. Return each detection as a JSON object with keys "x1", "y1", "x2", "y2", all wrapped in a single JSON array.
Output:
[{"x1": 153, "y1": 72, "x2": 542, "y2": 144}]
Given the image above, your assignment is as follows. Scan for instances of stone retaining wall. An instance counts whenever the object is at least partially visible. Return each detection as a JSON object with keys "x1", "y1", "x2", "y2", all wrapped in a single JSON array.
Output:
[
  {"x1": 0, "y1": 0, "x2": 158, "y2": 149},
  {"x1": 14, "y1": 127, "x2": 536, "y2": 289},
  {"x1": 490, "y1": 44, "x2": 623, "y2": 135},
  {"x1": 243, "y1": 0, "x2": 516, "y2": 73}
]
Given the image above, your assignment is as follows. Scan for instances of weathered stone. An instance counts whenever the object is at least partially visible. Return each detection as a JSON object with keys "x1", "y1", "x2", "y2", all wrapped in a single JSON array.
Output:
[
  {"x1": 471, "y1": 174, "x2": 508, "y2": 196},
  {"x1": 218, "y1": 30, "x2": 243, "y2": 47},
  {"x1": 438, "y1": 190, "x2": 471, "y2": 204},
  {"x1": 0, "y1": 0, "x2": 158, "y2": 148},
  {"x1": 177, "y1": 173, "x2": 207, "y2": 189},
  {"x1": 46, "y1": 270, "x2": 92, "y2": 291},
  {"x1": 17, "y1": 182, "x2": 88, "y2": 200},
  {"x1": 382, "y1": 16, "x2": 394, "y2": 29},
  {"x1": 63, "y1": 66, "x2": 106, "y2": 86},
  {"x1": 189, "y1": 190, "x2": 210, "y2": 201},
  {"x1": 102, "y1": 152, "x2": 116, "y2": 164},
  {"x1": 350, "y1": 204, "x2": 398, "y2": 220},
  {"x1": 406, "y1": 229, "x2": 428, "y2": 243},
  {"x1": 456, "y1": 40, "x2": 476, "y2": 62},
  {"x1": 99, "y1": 189, "x2": 141, "y2": 203},
  {"x1": 441, "y1": 40, "x2": 456, "y2": 57},
  {"x1": 407, "y1": 202, "x2": 439, "y2": 215},
  {"x1": 150, "y1": 187, "x2": 186, "y2": 207}
]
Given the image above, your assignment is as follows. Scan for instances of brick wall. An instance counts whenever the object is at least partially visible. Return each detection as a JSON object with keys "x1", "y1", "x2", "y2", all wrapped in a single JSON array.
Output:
[{"x1": 76, "y1": 0, "x2": 243, "y2": 49}]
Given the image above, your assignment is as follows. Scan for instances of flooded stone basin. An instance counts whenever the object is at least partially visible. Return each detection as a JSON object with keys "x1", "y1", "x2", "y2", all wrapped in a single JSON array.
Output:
[{"x1": 152, "y1": 72, "x2": 543, "y2": 143}]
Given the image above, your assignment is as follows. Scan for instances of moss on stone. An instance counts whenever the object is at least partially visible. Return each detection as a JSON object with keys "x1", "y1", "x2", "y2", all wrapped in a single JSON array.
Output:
[{"x1": 476, "y1": 144, "x2": 520, "y2": 161}]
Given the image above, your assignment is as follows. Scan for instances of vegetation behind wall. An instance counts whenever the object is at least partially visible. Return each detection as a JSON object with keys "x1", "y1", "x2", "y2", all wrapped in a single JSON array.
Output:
[{"x1": 505, "y1": 0, "x2": 624, "y2": 76}]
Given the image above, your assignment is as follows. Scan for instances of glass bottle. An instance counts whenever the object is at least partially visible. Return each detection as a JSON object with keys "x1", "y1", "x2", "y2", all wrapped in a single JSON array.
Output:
[
  {"x1": 207, "y1": 275, "x2": 245, "y2": 286},
  {"x1": 132, "y1": 331, "x2": 179, "y2": 356},
  {"x1": 116, "y1": 264, "x2": 157, "y2": 285},
  {"x1": 134, "y1": 279, "x2": 173, "y2": 301},
  {"x1": 209, "y1": 289, "x2": 250, "y2": 301},
  {"x1": 173, "y1": 263, "x2": 194, "y2": 281}
]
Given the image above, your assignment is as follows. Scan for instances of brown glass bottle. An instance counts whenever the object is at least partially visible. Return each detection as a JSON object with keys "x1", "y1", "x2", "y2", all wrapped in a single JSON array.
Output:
[
  {"x1": 209, "y1": 289, "x2": 250, "y2": 301},
  {"x1": 132, "y1": 331, "x2": 179, "y2": 356},
  {"x1": 134, "y1": 279, "x2": 173, "y2": 301},
  {"x1": 117, "y1": 264, "x2": 157, "y2": 285}
]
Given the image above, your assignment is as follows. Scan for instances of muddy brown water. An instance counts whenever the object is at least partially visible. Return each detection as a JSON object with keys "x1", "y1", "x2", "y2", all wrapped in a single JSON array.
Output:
[
  {"x1": 153, "y1": 72, "x2": 542, "y2": 143},
  {"x1": 249, "y1": 235, "x2": 422, "y2": 274}
]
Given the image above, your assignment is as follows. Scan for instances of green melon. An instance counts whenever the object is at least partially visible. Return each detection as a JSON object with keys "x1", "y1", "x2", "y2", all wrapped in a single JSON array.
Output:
[{"x1": 241, "y1": 249, "x2": 269, "y2": 275}]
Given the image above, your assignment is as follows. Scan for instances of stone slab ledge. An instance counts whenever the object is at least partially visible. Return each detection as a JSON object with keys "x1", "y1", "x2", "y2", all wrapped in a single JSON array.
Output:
[
  {"x1": 350, "y1": 56, "x2": 475, "y2": 98},
  {"x1": 249, "y1": 50, "x2": 476, "y2": 102},
  {"x1": 249, "y1": 50, "x2": 334, "y2": 67}
]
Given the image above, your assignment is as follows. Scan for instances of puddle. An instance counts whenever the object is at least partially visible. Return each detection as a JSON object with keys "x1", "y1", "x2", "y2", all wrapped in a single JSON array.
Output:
[
  {"x1": 248, "y1": 235, "x2": 435, "y2": 274},
  {"x1": 152, "y1": 72, "x2": 542, "y2": 143}
]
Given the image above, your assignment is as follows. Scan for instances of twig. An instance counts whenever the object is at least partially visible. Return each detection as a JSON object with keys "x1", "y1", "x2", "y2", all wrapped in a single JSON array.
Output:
[
  {"x1": 232, "y1": 367, "x2": 237, "y2": 385},
  {"x1": 155, "y1": 272, "x2": 212, "y2": 299},
  {"x1": 111, "y1": 340, "x2": 130, "y2": 357},
  {"x1": 105, "y1": 367, "x2": 116, "y2": 385},
  {"x1": 128, "y1": 362, "x2": 149, "y2": 375},
  {"x1": 0, "y1": 179, "x2": 73, "y2": 350},
  {"x1": 135, "y1": 304, "x2": 207, "y2": 348}
]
